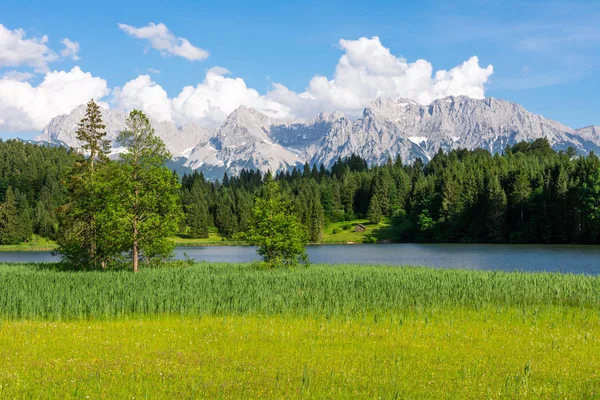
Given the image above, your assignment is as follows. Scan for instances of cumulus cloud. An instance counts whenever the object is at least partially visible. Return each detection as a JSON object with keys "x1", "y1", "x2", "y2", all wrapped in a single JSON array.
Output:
[
  {"x1": 171, "y1": 67, "x2": 290, "y2": 126},
  {"x1": 268, "y1": 37, "x2": 494, "y2": 118},
  {"x1": 0, "y1": 36, "x2": 494, "y2": 133},
  {"x1": 60, "y1": 38, "x2": 80, "y2": 60},
  {"x1": 0, "y1": 67, "x2": 109, "y2": 131},
  {"x1": 112, "y1": 67, "x2": 290, "y2": 126},
  {"x1": 118, "y1": 22, "x2": 209, "y2": 61},
  {"x1": 0, "y1": 24, "x2": 58, "y2": 71},
  {"x1": 112, "y1": 74, "x2": 172, "y2": 123},
  {"x1": 111, "y1": 36, "x2": 493, "y2": 125}
]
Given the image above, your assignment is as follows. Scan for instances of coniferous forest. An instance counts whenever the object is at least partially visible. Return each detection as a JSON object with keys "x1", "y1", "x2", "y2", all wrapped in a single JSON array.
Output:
[{"x1": 2, "y1": 136, "x2": 600, "y2": 245}]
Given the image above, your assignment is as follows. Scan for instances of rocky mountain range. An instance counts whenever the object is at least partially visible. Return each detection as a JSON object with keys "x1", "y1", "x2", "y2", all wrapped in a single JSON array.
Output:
[{"x1": 35, "y1": 96, "x2": 600, "y2": 179}]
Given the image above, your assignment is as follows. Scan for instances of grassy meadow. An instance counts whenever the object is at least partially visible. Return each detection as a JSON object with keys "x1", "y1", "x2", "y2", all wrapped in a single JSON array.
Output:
[
  {"x1": 1, "y1": 262, "x2": 599, "y2": 398},
  {"x1": 0, "y1": 234, "x2": 58, "y2": 251},
  {"x1": 321, "y1": 219, "x2": 394, "y2": 243}
]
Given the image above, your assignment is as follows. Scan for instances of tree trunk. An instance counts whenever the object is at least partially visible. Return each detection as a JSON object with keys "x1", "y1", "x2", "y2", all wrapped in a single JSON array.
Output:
[
  {"x1": 133, "y1": 239, "x2": 139, "y2": 273},
  {"x1": 133, "y1": 218, "x2": 139, "y2": 273}
]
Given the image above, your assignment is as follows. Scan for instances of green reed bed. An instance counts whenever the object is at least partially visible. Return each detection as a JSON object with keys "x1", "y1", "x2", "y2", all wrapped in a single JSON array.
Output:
[{"x1": 1, "y1": 262, "x2": 599, "y2": 320}]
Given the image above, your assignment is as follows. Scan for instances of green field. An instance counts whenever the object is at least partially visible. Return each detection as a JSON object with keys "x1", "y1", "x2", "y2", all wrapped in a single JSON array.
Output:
[{"x1": 1, "y1": 263, "x2": 599, "y2": 398}]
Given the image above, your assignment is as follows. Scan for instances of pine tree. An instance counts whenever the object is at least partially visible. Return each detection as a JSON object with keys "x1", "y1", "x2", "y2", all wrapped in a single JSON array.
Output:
[
  {"x1": 75, "y1": 99, "x2": 110, "y2": 170},
  {"x1": 215, "y1": 189, "x2": 237, "y2": 237},
  {"x1": 186, "y1": 182, "x2": 210, "y2": 238},
  {"x1": 485, "y1": 173, "x2": 507, "y2": 243},
  {"x1": 57, "y1": 101, "x2": 112, "y2": 269},
  {"x1": 307, "y1": 198, "x2": 325, "y2": 242},
  {"x1": 510, "y1": 170, "x2": 531, "y2": 231},
  {"x1": 367, "y1": 195, "x2": 383, "y2": 224},
  {"x1": 0, "y1": 186, "x2": 28, "y2": 244}
]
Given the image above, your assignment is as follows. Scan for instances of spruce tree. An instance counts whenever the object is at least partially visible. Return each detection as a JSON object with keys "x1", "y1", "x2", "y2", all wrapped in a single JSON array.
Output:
[
  {"x1": 75, "y1": 99, "x2": 110, "y2": 170},
  {"x1": 307, "y1": 198, "x2": 325, "y2": 242},
  {"x1": 186, "y1": 182, "x2": 210, "y2": 238},
  {"x1": 0, "y1": 186, "x2": 27, "y2": 244},
  {"x1": 485, "y1": 173, "x2": 507, "y2": 243},
  {"x1": 57, "y1": 100, "x2": 113, "y2": 269},
  {"x1": 367, "y1": 195, "x2": 383, "y2": 224}
]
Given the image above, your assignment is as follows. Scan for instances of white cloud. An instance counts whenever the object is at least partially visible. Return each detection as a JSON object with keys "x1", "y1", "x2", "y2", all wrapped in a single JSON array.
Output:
[
  {"x1": 147, "y1": 68, "x2": 161, "y2": 74},
  {"x1": 0, "y1": 24, "x2": 57, "y2": 71},
  {"x1": 113, "y1": 67, "x2": 289, "y2": 126},
  {"x1": 0, "y1": 36, "x2": 494, "y2": 133},
  {"x1": 0, "y1": 67, "x2": 109, "y2": 131},
  {"x1": 106, "y1": 37, "x2": 493, "y2": 127},
  {"x1": 60, "y1": 38, "x2": 80, "y2": 60},
  {"x1": 112, "y1": 74, "x2": 172, "y2": 123},
  {"x1": 118, "y1": 22, "x2": 209, "y2": 61},
  {"x1": 268, "y1": 37, "x2": 494, "y2": 118},
  {"x1": 2, "y1": 70, "x2": 35, "y2": 82},
  {"x1": 171, "y1": 67, "x2": 290, "y2": 126}
]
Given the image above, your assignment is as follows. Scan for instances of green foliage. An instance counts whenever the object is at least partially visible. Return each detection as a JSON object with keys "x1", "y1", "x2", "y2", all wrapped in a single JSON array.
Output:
[
  {"x1": 485, "y1": 173, "x2": 507, "y2": 243},
  {"x1": 55, "y1": 100, "x2": 116, "y2": 269},
  {"x1": 238, "y1": 180, "x2": 308, "y2": 268},
  {"x1": 0, "y1": 139, "x2": 73, "y2": 243},
  {"x1": 55, "y1": 109, "x2": 182, "y2": 271},
  {"x1": 113, "y1": 110, "x2": 183, "y2": 271},
  {"x1": 0, "y1": 186, "x2": 31, "y2": 244},
  {"x1": 75, "y1": 99, "x2": 110, "y2": 168},
  {"x1": 367, "y1": 195, "x2": 383, "y2": 224},
  {"x1": 362, "y1": 232, "x2": 377, "y2": 243},
  {"x1": 6, "y1": 136, "x2": 600, "y2": 247}
]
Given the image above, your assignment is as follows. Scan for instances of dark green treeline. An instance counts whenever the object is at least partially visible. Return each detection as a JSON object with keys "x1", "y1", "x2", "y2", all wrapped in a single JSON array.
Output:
[{"x1": 3, "y1": 137, "x2": 600, "y2": 244}]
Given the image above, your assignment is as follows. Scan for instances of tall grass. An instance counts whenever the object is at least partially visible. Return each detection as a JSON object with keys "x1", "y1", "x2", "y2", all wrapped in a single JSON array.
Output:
[{"x1": 1, "y1": 262, "x2": 599, "y2": 320}]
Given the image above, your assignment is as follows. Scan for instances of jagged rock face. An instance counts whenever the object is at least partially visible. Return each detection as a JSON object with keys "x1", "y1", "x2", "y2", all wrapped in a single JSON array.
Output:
[
  {"x1": 184, "y1": 106, "x2": 303, "y2": 177},
  {"x1": 35, "y1": 106, "x2": 210, "y2": 158},
  {"x1": 575, "y1": 126, "x2": 600, "y2": 143},
  {"x1": 307, "y1": 96, "x2": 600, "y2": 166},
  {"x1": 36, "y1": 97, "x2": 600, "y2": 178},
  {"x1": 37, "y1": 104, "x2": 128, "y2": 147}
]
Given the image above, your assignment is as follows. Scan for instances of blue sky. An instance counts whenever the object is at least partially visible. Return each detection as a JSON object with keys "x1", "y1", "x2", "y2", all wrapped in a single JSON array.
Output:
[{"x1": 1, "y1": 0, "x2": 599, "y2": 139}]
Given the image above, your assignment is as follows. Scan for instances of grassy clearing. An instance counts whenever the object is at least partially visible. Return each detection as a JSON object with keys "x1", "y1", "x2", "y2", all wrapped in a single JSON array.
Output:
[
  {"x1": 322, "y1": 219, "x2": 394, "y2": 243},
  {"x1": 0, "y1": 235, "x2": 57, "y2": 252},
  {"x1": 1, "y1": 311, "x2": 599, "y2": 398}
]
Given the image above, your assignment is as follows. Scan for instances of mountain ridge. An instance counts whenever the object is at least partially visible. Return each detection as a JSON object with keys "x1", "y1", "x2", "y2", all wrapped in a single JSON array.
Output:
[{"x1": 35, "y1": 96, "x2": 600, "y2": 179}]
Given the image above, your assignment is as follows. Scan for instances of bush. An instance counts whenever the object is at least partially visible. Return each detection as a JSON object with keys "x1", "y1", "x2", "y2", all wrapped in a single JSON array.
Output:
[
  {"x1": 363, "y1": 233, "x2": 377, "y2": 244},
  {"x1": 236, "y1": 180, "x2": 308, "y2": 269}
]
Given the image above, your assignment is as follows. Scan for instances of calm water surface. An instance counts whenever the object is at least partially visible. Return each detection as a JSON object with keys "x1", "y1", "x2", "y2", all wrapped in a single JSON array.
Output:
[{"x1": 2, "y1": 244, "x2": 600, "y2": 275}]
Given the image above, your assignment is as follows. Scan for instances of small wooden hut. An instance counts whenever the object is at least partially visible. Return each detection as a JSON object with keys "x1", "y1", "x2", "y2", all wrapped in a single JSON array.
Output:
[{"x1": 355, "y1": 224, "x2": 366, "y2": 232}]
